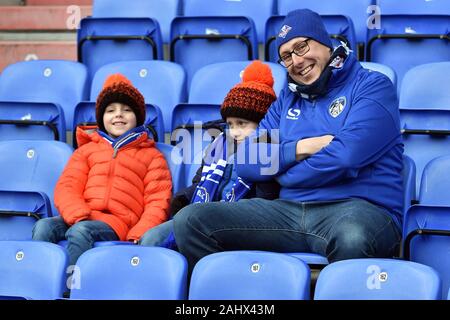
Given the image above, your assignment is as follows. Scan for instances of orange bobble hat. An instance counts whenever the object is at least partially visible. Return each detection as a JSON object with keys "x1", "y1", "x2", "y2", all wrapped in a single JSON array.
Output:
[
  {"x1": 221, "y1": 60, "x2": 277, "y2": 123},
  {"x1": 96, "y1": 73, "x2": 146, "y2": 133}
]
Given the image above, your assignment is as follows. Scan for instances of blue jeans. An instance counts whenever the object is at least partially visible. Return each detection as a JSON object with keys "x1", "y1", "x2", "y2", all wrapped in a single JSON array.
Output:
[
  {"x1": 139, "y1": 220, "x2": 174, "y2": 247},
  {"x1": 32, "y1": 216, "x2": 119, "y2": 266},
  {"x1": 173, "y1": 198, "x2": 402, "y2": 274}
]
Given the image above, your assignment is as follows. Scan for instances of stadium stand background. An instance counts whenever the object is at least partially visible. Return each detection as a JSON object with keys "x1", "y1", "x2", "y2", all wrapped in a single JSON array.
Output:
[{"x1": 0, "y1": 0, "x2": 449, "y2": 300}]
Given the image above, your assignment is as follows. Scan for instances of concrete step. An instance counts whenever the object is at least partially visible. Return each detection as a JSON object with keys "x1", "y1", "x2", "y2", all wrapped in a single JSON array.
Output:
[
  {"x1": 0, "y1": 5, "x2": 92, "y2": 30},
  {"x1": 0, "y1": 40, "x2": 77, "y2": 72},
  {"x1": 26, "y1": 0, "x2": 91, "y2": 5}
]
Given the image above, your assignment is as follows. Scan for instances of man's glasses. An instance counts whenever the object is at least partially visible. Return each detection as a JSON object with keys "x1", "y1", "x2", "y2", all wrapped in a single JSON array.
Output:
[{"x1": 278, "y1": 39, "x2": 311, "y2": 68}]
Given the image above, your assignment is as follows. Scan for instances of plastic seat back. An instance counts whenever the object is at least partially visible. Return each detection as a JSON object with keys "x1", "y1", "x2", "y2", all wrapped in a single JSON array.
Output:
[
  {"x1": 188, "y1": 61, "x2": 286, "y2": 104},
  {"x1": 314, "y1": 258, "x2": 441, "y2": 300},
  {"x1": 0, "y1": 140, "x2": 73, "y2": 217},
  {"x1": 77, "y1": 17, "x2": 163, "y2": 83},
  {"x1": 0, "y1": 60, "x2": 88, "y2": 136},
  {"x1": 92, "y1": 0, "x2": 181, "y2": 43},
  {"x1": 70, "y1": 246, "x2": 187, "y2": 300},
  {"x1": 189, "y1": 251, "x2": 310, "y2": 300},
  {"x1": 366, "y1": 14, "x2": 450, "y2": 89},
  {"x1": 91, "y1": 60, "x2": 186, "y2": 131},
  {"x1": 0, "y1": 241, "x2": 68, "y2": 300},
  {"x1": 183, "y1": 0, "x2": 275, "y2": 42},
  {"x1": 403, "y1": 155, "x2": 450, "y2": 299},
  {"x1": 170, "y1": 16, "x2": 258, "y2": 88}
]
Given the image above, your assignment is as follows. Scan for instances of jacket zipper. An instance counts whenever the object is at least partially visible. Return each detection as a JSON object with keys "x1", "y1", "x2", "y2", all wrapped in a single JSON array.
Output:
[
  {"x1": 103, "y1": 154, "x2": 116, "y2": 209},
  {"x1": 103, "y1": 134, "x2": 142, "y2": 209}
]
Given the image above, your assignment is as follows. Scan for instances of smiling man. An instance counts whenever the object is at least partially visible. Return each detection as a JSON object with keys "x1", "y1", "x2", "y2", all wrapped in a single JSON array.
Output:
[{"x1": 174, "y1": 9, "x2": 404, "y2": 276}]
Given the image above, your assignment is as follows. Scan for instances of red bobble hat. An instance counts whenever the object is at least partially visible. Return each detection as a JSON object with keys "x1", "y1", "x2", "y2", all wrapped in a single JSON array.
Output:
[
  {"x1": 96, "y1": 73, "x2": 146, "y2": 133},
  {"x1": 221, "y1": 60, "x2": 277, "y2": 123}
]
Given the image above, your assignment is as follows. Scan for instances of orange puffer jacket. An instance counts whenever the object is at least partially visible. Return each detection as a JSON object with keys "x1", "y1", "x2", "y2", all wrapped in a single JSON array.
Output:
[{"x1": 54, "y1": 128, "x2": 172, "y2": 241}]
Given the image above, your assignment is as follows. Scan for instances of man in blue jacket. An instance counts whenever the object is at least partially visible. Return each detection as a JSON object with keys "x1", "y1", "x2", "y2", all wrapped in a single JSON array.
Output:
[{"x1": 174, "y1": 9, "x2": 403, "y2": 274}]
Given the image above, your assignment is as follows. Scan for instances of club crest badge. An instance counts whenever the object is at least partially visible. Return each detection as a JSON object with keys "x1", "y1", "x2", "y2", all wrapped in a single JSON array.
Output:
[
  {"x1": 194, "y1": 187, "x2": 209, "y2": 203},
  {"x1": 329, "y1": 97, "x2": 346, "y2": 118},
  {"x1": 278, "y1": 25, "x2": 292, "y2": 38}
]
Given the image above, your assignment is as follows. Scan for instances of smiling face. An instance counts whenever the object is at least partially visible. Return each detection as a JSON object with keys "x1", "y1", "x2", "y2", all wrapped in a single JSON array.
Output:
[
  {"x1": 279, "y1": 37, "x2": 332, "y2": 85},
  {"x1": 103, "y1": 102, "x2": 137, "y2": 138},
  {"x1": 226, "y1": 117, "x2": 258, "y2": 144}
]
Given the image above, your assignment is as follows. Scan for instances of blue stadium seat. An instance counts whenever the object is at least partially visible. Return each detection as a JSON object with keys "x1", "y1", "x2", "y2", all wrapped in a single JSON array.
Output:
[
  {"x1": 170, "y1": 103, "x2": 222, "y2": 186},
  {"x1": 90, "y1": 60, "x2": 186, "y2": 131},
  {"x1": 287, "y1": 252, "x2": 329, "y2": 266},
  {"x1": 314, "y1": 258, "x2": 441, "y2": 300},
  {"x1": 403, "y1": 155, "x2": 450, "y2": 299},
  {"x1": 170, "y1": 16, "x2": 258, "y2": 88},
  {"x1": 92, "y1": 0, "x2": 181, "y2": 43},
  {"x1": 400, "y1": 62, "x2": 450, "y2": 110},
  {"x1": 69, "y1": 246, "x2": 187, "y2": 299},
  {"x1": 188, "y1": 61, "x2": 286, "y2": 104},
  {"x1": 366, "y1": 14, "x2": 450, "y2": 89},
  {"x1": 399, "y1": 62, "x2": 450, "y2": 195},
  {"x1": 0, "y1": 102, "x2": 65, "y2": 142},
  {"x1": 0, "y1": 191, "x2": 52, "y2": 241},
  {"x1": 189, "y1": 251, "x2": 310, "y2": 300},
  {"x1": 0, "y1": 140, "x2": 73, "y2": 240},
  {"x1": 0, "y1": 60, "x2": 89, "y2": 139},
  {"x1": 183, "y1": 0, "x2": 276, "y2": 43},
  {"x1": 265, "y1": 14, "x2": 357, "y2": 62},
  {"x1": 376, "y1": 0, "x2": 450, "y2": 14},
  {"x1": 277, "y1": 0, "x2": 374, "y2": 58},
  {"x1": 73, "y1": 102, "x2": 164, "y2": 145},
  {"x1": 0, "y1": 241, "x2": 68, "y2": 299},
  {"x1": 156, "y1": 142, "x2": 185, "y2": 194},
  {"x1": 360, "y1": 62, "x2": 397, "y2": 88},
  {"x1": 77, "y1": 17, "x2": 163, "y2": 83}
]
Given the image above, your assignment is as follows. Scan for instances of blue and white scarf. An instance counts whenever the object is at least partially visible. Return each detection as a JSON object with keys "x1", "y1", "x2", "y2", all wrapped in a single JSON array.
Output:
[
  {"x1": 163, "y1": 133, "x2": 252, "y2": 250},
  {"x1": 98, "y1": 125, "x2": 149, "y2": 157},
  {"x1": 191, "y1": 133, "x2": 252, "y2": 203}
]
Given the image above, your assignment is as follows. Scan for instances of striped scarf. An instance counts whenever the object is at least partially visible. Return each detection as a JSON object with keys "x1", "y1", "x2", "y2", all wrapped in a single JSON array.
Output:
[
  {"x1": 98, "y1": 125, "x2": 149, "y2": 157},
  {"x1": 191, "y1": 133, "x2": 252, "y2": 203}
]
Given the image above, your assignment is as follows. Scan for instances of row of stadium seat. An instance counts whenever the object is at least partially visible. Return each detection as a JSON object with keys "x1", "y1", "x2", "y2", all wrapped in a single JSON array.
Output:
[
  {"x1": 1, "y1": 59, "x2": 449, "y2": 194},
  {"x1": 0, "y1": 58, "x2": 443, "y2": 133},
  {"x1": 0, "y1": 241, "x2": 446, "y2": 300},
  {"x1": 78, "y1": 6, "x2": 450, "y2": 87},
  {"x1": 0, "y1": 138, "x2": 450, "y2": 297},
  {"x1": 88, "y1": 0, "x2": 450, "y2": 44}
]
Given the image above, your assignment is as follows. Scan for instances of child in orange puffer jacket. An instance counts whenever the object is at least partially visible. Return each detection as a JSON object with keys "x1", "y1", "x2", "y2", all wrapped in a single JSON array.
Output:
[{"x1": 32, "y1": 73, "x2": 172, "y2": 267}]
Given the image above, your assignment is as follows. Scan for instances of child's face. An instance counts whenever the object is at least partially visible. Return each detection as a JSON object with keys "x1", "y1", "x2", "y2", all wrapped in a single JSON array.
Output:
[
  {"x1": 226, "y1": 117, "x2": 258, "y2": 144},
  {"x1": 103, "y1": 102, "x2": 137, "y2": 138}
]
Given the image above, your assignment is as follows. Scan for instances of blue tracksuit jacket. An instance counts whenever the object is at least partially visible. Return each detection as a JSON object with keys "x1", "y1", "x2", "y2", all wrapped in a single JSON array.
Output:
[{"x1": 236, "y1": 52, "x2": 404, "y2": 227}]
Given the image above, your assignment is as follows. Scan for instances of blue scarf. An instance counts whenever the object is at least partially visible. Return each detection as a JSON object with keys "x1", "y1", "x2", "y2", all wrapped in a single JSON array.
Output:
[
  {"x1": 191, "y1": 133, "x2": 252, "y2": 203},
  {"x1": 98, "y1": 125, "x2": 149, "y2": 157},
  {"x1": 163, "y1": 133, "x2": 252, "y2": 250}
]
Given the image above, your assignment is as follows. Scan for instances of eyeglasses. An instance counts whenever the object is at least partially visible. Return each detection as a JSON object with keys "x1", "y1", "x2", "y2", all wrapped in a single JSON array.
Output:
[{"x1": 278, "y1": 39, "x2": 311, "y2": 68}]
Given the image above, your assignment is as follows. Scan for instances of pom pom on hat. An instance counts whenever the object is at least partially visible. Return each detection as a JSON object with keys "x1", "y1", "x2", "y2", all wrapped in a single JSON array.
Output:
[{"x1": 221, "y1": 60, "x2": 276, "y2": 123}]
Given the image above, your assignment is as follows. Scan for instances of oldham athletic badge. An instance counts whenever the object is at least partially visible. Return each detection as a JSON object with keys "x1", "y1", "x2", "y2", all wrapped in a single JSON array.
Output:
[
  {"x1": 329, "y1": 97, "x2": 346, "y2": 118},
  {"x1": 193, "y1": 187, "x2": 210, "y2": 203}
]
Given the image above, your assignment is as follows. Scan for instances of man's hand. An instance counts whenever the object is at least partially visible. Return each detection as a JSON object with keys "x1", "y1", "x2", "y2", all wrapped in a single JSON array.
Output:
[{"x1": 296, "y1": 135, "x2": 334, "y2": 161}]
